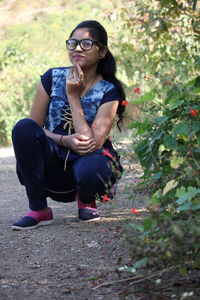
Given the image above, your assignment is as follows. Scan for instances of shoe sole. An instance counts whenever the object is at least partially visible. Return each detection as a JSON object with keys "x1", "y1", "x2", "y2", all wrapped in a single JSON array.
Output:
[
  {"x1": 79, "y1": 216, "x2": 101, "y2": 223},
  {"x1": 11, "y1": 219, "x2": 53, "y2": 230}
]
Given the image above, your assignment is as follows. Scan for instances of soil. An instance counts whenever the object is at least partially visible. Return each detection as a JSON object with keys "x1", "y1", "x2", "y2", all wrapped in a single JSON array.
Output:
[
  {"x1": 1, "y1": 147, "x2": 200, "y2": 300},
  {"x1": 0, "y1": 146, "x2": 144, "y2": 300}
]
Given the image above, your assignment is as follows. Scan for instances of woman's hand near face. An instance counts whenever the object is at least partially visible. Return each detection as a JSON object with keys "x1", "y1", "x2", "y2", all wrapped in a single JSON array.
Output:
[
  {"x1": 66, "y1": 64, "x2": 85, "y2": 99},
  {"x1": 62, "y1": 133, "x2": 96, "y2": 155},
  {"x1": 65, "y1": 64, "x2": 94, "y2": 140}
]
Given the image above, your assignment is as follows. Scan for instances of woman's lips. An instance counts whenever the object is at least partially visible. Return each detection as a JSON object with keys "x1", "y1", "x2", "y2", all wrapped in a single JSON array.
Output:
[{"x1": 73, "y1": 55, "x2": 85, "y2": 60}]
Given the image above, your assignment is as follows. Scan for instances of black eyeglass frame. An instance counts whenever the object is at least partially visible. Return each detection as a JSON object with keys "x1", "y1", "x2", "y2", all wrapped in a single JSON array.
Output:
[{"x1": 65, "y1": 39, "x2": 106, "y2": 51}]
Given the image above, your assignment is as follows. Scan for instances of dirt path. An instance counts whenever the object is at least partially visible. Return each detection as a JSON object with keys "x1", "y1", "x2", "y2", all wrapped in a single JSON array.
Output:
[{"x1": 0, "y1": 147, "x2": 147, "y2": 300}]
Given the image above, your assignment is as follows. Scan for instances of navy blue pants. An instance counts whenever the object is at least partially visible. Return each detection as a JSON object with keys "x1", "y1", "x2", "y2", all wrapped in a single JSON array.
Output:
[{"x1": 12, "y1": 119, "x2": 118, "y2": 211}]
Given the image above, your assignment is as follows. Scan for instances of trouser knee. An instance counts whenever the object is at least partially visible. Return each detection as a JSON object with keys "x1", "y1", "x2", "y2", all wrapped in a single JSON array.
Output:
[
  {"x1": 74, "y1": 155, "x2": 113, "y2": 203},
  {"x1": 12, "y1": 118, "x2": 40, "y2": 142},
  {"x1": 12, "y1": 118, "x2": 41, "y2": 146}
]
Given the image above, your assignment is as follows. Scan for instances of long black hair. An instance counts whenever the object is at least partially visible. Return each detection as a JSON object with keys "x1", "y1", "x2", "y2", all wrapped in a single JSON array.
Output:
[{"x1": 69, "y1": 20, "x2": 126, "y2": 130}]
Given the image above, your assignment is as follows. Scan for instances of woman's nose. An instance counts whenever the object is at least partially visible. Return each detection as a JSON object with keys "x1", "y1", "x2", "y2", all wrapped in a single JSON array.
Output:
[{"x1": 74, "y1": 43, "x2": 82, "y2": 51}]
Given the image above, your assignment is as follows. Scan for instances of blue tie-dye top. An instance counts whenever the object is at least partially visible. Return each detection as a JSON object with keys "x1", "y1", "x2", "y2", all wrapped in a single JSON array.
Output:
[{"x1": 40, "y1": 67, "x2": 121, "y2": 134}]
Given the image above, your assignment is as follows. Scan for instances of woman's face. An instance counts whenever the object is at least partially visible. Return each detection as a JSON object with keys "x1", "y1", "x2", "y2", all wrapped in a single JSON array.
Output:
[{"x1": 68, "y1": 28, "x2": 104, "y2": 70}]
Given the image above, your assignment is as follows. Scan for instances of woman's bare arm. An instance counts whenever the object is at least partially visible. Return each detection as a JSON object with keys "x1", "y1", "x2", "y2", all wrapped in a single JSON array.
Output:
[
  {"x1": 29, "y1": 82, "x2": 50, "y2": 127},
  {"x1": 91, "y1": 100, "x2": 119, "y2": 149}
]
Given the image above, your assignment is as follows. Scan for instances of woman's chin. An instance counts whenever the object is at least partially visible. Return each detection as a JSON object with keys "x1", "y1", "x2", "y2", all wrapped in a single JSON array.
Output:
[{"x1": 72, "y1": 61, "x2": 85, "y2": 68}]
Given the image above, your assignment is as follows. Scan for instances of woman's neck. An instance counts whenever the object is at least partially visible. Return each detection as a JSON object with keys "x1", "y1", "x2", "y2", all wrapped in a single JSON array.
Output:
[
  {"x1": 83, "y1": 69, "x2": 98, "y2": 84},
  {"x1": 80, "y1": 68, "x2": 101, "y2": 98}
]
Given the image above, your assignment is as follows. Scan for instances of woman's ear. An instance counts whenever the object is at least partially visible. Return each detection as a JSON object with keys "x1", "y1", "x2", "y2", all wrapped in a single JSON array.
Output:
[{"x1": 100, "y1": 47, "x2": 108, "y2": 59}]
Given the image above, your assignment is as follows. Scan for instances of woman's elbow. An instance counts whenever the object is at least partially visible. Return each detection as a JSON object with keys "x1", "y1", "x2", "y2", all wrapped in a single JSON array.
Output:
[{"x1": 94, "y1": 137, "x2": 106, "y2": 150}]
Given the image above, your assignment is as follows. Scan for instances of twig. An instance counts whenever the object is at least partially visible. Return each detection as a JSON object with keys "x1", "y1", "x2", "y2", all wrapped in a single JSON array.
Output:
[
  {"x1": 92, "y1": 265, "x2": 177, "y2": 290},
  {"x1": 92, "y1": 275, "x2": 144, "y2": 290}
]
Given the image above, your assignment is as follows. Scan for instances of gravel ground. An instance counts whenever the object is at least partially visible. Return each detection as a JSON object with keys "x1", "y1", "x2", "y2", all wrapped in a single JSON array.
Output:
[{"x1": 0, "y1": 147, "x2": 147, "y2": 300}]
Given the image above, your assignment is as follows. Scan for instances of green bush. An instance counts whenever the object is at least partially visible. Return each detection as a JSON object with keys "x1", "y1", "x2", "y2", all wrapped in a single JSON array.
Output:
[
  {"x1": 103, "y1": 0, "x2": 200, "y2": 276},
  {"x1": 124, "y1": 75, "x2": 200, "y2": 272},
  {"x1": 105, "y1": 0, "x2": 200, "y2": 86}
]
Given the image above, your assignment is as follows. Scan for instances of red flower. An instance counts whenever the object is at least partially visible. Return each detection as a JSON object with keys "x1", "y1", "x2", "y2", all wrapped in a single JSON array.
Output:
[
  {"x1": 102, "y1": 149, "x2": 114, "y2": 159},
  {"x1": 189, "y1": 108, "x2": 198, "y2": 116},
  {"x1": 121, "y1": 100, "x2": 128, "y2": 106},
  {"x1": 144, "y1": 75, "x2": 153, "y2": 80},
  {"x1": 102, "y1": 194, "x2": 110, "y2": 202},
  {"x1": 164, "y1": 80, "x2": 170, "y2": 87},
  {"x1": 131, "y1": 208, "x2": 141, "y2": 215},
  {"x1": 194, "y1": 170, "x2": 199, "y2": 176},
  {"x1": 130, "y1": 153, "x2": 135, "y2": 159},
  {"x1": 104, "y1": 240, "x2": 109, "y2": 243},
  {"x1": 134, "y1": 87, "x2": 140, "y2": 94}
]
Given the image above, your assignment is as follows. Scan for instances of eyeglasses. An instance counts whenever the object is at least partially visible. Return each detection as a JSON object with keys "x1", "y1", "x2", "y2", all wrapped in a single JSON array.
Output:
[{"x1": 65, "y1": 39, "x2": 104, "y2": 51}]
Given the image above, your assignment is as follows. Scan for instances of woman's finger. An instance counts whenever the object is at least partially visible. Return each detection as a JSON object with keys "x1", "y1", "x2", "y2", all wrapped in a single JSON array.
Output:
[
  {"x1": 78, "y1": 143, "x2": 96, "y2": 150},
  {"x1": 76, "y1": 64, "x2": 84, "y2": 82},
  {"x1": 73, "y1": 65, "x2": 79, "y2": 83},
  {"x1": 77, "y1": 148, "x2": 95, "y2": 155},
  {"x1": 78, "y1": 138, "x2": 95, "y2": 145},
  {"x1": 66, "y1": 68, "x2": 73, "y2": 82}
]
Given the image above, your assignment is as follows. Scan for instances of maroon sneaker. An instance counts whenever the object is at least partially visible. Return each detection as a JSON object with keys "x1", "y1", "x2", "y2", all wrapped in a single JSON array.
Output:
[
  {"x1": 12, "y1": 208, "x2": 53, "y2": 230},
  {"x1": 78, "y1": 208, "x2": 100, "y2": 222}
]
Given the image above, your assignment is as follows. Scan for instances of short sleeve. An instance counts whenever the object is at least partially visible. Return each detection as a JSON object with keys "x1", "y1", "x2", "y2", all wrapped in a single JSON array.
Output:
[
  {"x1": 100, "y1": 86, "x2": 122, "y2": 106},
  {"x1": 40, "y1": 69, "x2": 52, "y2": 97}
]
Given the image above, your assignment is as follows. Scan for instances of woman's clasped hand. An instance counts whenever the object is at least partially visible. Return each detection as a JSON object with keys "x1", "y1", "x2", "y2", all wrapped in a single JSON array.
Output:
[{"x1": 61, "y1": 133, "x2": 96, "y2": 155}]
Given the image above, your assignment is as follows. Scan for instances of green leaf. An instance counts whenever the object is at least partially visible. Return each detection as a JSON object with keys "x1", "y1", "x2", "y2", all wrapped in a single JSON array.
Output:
[
  {"x1": 143, "y1": 218, "x2": 153, "y2": 230},
  {"x1": 186, "y1": 77, "x2": 197, "y2": 88},
  {"x1": 172, "y1": 123, "x2": 191, "y2": 137},
  {"x1": 129, "y1": 223, "x2": 144, "y2": 232},
  {"x1": 179, "y1": 267, "x2": 187, "y2": 276},
  {"x1": 176, "y1": 194, "x2": 189, "y2": 204},
  {"x1": 162, "y1": 179, "x2": 178, "y2": 196},
  {"x1": 151, "y1": 190, "x2": 162, "y2": 204},
  {"x1": 193, "y1": 76, "x2": 200, "y2": 88},
  {"x1": 170, "y1": 156, "x2": 184, "y2": 169},
  {"x1": 175, "y1": 186, "x2": 185, "y2": 197},
  {"x1": 193, "y1": 87, "x2": 200, "y2": 94},
  {"x1": 188, "y1": 187, "x2": 200, "y2": 197},
  {"x1": 135, "y1": 141, "x2": 156, "y2": 172},
  {"x1": 163, "y1": 134, "x2": 177, "y2": 150},
  {"x1": 152, "y1": 171, "x2": 162, "y2": 179},
  {"x1": 193, "y1": 204, "x2": 200, "y2": 210},
  {"x1": 134, "y1": 90, "x2": 156, "y2": 104},
  {"x1": 150, "y1": 130, "x2": 164, "y2": 143},
  {"x1": 176, "y1": 186, "x2": 200, "y2": 204},
  {"x1": 155, "y1": 116, "x2": 169, "y2": 125},
  {"x1": 128, "y1": 119, "x2": 149, "y2": 135},
  {"x1": 166, "y1": 87, "x2": 181, "y2": 104},
  {"x1": 197, "y1": 133, "x2": 200, "y2": 145},
  {"x1": 128, "y1": 121, "x2": 139, "y2": 129},
  {"x1": 137, "y1": 119, "x2": 149, "y2": 135},
  {"x1": 192, "y1": 121, "x2": 200, "y2": 133},
  {"x1": 177, "y1": 203, "x2": 191, "y2": 211},
  {"x1": 133, "y1": 258, "x2": 149, "y2": 269},
  {"x1": 168, "y1": 99, "x2": 184, "y2": 110}
]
